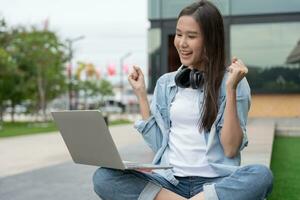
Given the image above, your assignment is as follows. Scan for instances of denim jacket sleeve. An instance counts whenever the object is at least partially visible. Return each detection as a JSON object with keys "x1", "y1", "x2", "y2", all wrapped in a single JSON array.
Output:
[
  {"x1": 216, "y1": 77, "x2": 251, "y2": 151},
  {"x1": 133, "y1": 76, "x2": 166, "y2": 153}
]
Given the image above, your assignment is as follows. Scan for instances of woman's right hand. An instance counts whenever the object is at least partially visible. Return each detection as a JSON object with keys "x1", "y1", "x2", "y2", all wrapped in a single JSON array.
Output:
[{"x1": 128, "y1": 65, "x2": 147, "y2": 98}]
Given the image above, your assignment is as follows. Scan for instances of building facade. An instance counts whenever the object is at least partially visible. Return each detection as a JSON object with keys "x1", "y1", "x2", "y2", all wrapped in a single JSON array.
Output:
[{"x1": 147, "y1": 0, "x2": 300, "y2": 117}]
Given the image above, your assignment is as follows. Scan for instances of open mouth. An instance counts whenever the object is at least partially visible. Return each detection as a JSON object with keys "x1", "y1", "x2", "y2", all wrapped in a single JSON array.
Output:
[{"x1": 180, "y1": 51, "x2": 192, "y2": 58}]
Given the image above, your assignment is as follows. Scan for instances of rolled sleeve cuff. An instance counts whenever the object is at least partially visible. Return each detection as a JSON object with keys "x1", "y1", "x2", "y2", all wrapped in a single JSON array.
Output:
[
  {"x1": 239, "y1": 128, "x2": 248, "y2": 151},
  {"x1": 203, "y1": 183, "x2": 219, "y2": 200},
  {"x1": 217, "y1": 121, "x2": 248, "y2": 152},
  {"x1": 138, "y1": 181, "x2": 162, "y2": 200},
  {"x1": 134, "y1": 115, "x2": 155, "y2": 133}
]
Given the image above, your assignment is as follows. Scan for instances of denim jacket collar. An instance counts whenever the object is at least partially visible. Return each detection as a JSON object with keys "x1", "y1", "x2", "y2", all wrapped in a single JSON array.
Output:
[{"x1": 167, "y1": 65, "x2": 183, "y2": 89}]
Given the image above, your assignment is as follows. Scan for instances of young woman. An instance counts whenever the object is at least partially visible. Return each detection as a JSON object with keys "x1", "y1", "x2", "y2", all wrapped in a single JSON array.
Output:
[{"x1": 93, "y1": 1, "x2": 273, "y2": 199}]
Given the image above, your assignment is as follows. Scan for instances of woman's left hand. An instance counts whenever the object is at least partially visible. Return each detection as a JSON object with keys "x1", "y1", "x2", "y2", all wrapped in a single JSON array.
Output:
[{"x1": 226, "y1": 57, "x2": 248, "y2": 90}]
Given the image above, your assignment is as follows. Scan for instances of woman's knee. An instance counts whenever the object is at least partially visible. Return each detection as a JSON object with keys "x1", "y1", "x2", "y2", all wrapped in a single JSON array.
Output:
[
  {"x1": 92, "y1": 167, "x2": 123, "y2": 197},
  {"x1": 247, "y1": 164, "x2": 273, "y2": 191}
]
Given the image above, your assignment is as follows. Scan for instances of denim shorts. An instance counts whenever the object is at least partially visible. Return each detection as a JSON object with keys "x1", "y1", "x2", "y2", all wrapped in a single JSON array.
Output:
[{"x1": 93, "y1": 164, "x2": 273, "y2": 200}]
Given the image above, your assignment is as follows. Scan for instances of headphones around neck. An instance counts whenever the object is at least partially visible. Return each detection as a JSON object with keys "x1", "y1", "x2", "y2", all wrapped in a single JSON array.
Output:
[{"x1": 175, "y1": 66, "x2": 204, "y2": 89}]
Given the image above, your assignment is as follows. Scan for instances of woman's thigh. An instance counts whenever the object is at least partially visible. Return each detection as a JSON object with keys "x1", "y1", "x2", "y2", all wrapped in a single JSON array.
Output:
[
  {"x1": 92, "y1": 167, "x2": 180, "y2": 200},
  {"x1": 203, "y1": 164, "x2": 273, "y2": 200}
]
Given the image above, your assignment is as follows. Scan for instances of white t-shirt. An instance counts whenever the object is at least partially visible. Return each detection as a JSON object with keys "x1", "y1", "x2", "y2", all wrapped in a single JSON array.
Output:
[{"x1": 167, "y1": 87, "x2": 219, "y2": 177}]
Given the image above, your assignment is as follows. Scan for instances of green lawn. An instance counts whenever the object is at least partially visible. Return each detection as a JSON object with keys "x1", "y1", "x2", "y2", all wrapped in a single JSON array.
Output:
[
  {"x1": 269, "y1": 136, "x2": 300, "y2": 200},
  {"x1": 0, "y1": 119, "x2": 132, "y2": 138},
  {"x1": 0, "y1": 121, "x2": 57, "y2": 137}
]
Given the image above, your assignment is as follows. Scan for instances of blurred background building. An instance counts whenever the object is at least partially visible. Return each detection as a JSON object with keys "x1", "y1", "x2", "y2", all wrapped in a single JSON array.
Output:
[{"x1": 147, "y1": 0, "x2": 300, "y2": 117}]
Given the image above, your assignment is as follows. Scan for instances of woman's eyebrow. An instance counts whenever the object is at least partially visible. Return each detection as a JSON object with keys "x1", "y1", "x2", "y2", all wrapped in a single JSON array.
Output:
[
  {"x1": 187, "y1": 31, "x2": 198, "y2": 35},
  {"x1": 176, "y1": 29, "x2": 199, "y2": 35}
]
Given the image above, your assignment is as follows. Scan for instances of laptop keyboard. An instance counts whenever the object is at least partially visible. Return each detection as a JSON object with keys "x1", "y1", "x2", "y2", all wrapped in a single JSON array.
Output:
[{"x1": 122, "y1": 161, "x2": 172, "y2": 169}]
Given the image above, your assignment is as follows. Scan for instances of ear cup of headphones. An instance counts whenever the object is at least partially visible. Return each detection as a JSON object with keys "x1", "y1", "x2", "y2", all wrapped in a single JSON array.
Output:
[
  {"x1": 190, "y1": 69, "x2": 204, "y2": 89},
  {"x1": 190, "y1": 69, "x2": 197, "y2": 89},
  {"x1": 175, "y1": 66, "x2": 191, "y2": 88},
  {"x1": 175, "y1": 66, "x2": 204, "y2": 89}
]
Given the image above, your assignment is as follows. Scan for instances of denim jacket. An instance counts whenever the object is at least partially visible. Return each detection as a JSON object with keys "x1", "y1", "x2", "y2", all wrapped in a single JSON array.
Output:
[{"x1": 134, "y1": 66, "x2": 251, "y2": 185}]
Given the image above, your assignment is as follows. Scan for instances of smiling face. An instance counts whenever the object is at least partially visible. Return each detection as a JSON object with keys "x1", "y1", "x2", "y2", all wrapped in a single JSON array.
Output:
[{"x1": 174, "y1": 15, "x2": 204, "y2": 70}]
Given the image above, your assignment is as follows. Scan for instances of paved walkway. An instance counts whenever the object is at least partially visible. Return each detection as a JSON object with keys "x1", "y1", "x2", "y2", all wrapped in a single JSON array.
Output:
[
  {"x1": 0, "y1": 125, "x2": 151, "y2": 178},
  {"x1": 0, "y1": 119, "x2": 275, "y2": 200},
  {"x1": 241, "y1": 118, "x2": 275, "y2": 166}
]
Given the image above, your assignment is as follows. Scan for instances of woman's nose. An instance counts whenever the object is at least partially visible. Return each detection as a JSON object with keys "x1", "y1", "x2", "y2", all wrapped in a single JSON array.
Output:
[{"x1": 179, "y1": 37, "x2": 188, "y2": 48}]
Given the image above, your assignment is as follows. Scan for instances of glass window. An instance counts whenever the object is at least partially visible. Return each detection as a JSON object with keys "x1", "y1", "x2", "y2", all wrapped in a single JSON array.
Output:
[
  {"x1": 162, "y1": 0, "x2": 198, "y2": 19},
  {"x1": 148, "y1": 28, "x2": 161, "y2": 54},
  {"x1": 148, "y1": 28, "x2": 162, "y2": 92},
  {"x1": 230, "y1": 0, "x2": 300, "y2": 16},
  {"x1": 231, "y1": 22, "x2": 300, "y2": 93},
  {"x1": 148, "y1": 0, "x2": 161, "y2": 20},
  {"x1": 210, "y1": 0, "x2": 230, "y2": 16},
  {"x1": 148, "y1": 0, "x2": 228, "y2": 19},
  {"x1": 148, "y1": 0, "x2": 300, "y2": 19}
]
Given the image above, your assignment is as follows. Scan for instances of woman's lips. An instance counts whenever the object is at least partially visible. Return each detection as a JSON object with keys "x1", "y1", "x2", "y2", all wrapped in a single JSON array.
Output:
[{"x1": 180, "y1": 51, "x2": 192, "y2": 58}]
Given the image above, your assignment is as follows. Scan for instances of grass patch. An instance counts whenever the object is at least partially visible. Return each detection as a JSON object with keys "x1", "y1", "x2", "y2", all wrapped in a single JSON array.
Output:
[
  {"x1": 109, "y1": 119, "x2": 132, "y2": 126},
  {"x1": 0, "y1": 121, "x2": 57, "y2": 138},
  {"x1": 0, "y1": 119, "x2": 132, "y2": 138},
  {"x1": 269, "y1": 136, "x2": 300, "y2": 200}
]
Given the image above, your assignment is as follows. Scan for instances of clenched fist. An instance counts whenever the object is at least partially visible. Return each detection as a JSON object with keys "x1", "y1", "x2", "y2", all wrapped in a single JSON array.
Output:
[
  {"x1": 226, "y1": 57, "x2": 248, "y2": 90},
  {"x1": 128, "y1": 65, "x2": 147, "y2": 98}
]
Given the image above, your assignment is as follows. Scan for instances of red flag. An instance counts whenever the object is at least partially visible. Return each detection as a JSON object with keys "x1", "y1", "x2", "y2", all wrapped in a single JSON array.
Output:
[
  {"x1": 107, "y1": 63, "x2": 116, "y2": 76},
  {"x1": 123, "y1": 64, "x2": 129, "y2": 74}
]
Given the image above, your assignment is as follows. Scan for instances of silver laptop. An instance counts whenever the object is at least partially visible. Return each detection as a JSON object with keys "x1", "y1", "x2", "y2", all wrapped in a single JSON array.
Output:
[{"x1": 51, "y1": 110, "x2": 172, "y2": 170}]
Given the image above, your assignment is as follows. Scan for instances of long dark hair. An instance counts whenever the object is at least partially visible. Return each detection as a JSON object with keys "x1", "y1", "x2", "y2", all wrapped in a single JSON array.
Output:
[{"x1": 178, "y1": 0, "x2": 226, "y2": 132}]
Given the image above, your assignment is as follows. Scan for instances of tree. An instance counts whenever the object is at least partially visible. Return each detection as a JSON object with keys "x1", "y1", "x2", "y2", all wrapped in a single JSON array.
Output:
[
  {"x1": 73, "y1": 62, "x2": 114, "y2": 109},
  {"x1": 0, "y1": 18, "x2": 26, "y2": 123},
  {"x1": 0, "y1": 48, "x2": 17, "y2": 122},
  {"x1": 74, "y1": 62, "x2": 101, "y2": 109},
  {"x1": 10, "y1": 27, "x2": 68, "y2": 120},
  {"x1": 98, "y1": 79, "x2": 114, "y2": 105}
]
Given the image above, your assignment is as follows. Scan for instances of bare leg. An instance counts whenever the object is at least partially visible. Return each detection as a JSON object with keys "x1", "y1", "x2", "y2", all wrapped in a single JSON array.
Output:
[
  {"x1": 154, "y1": 188, "x2": 187, "y2": 200},
  {"x1": 189, "y1": 192, "x2": 205, "y2": 200}
]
